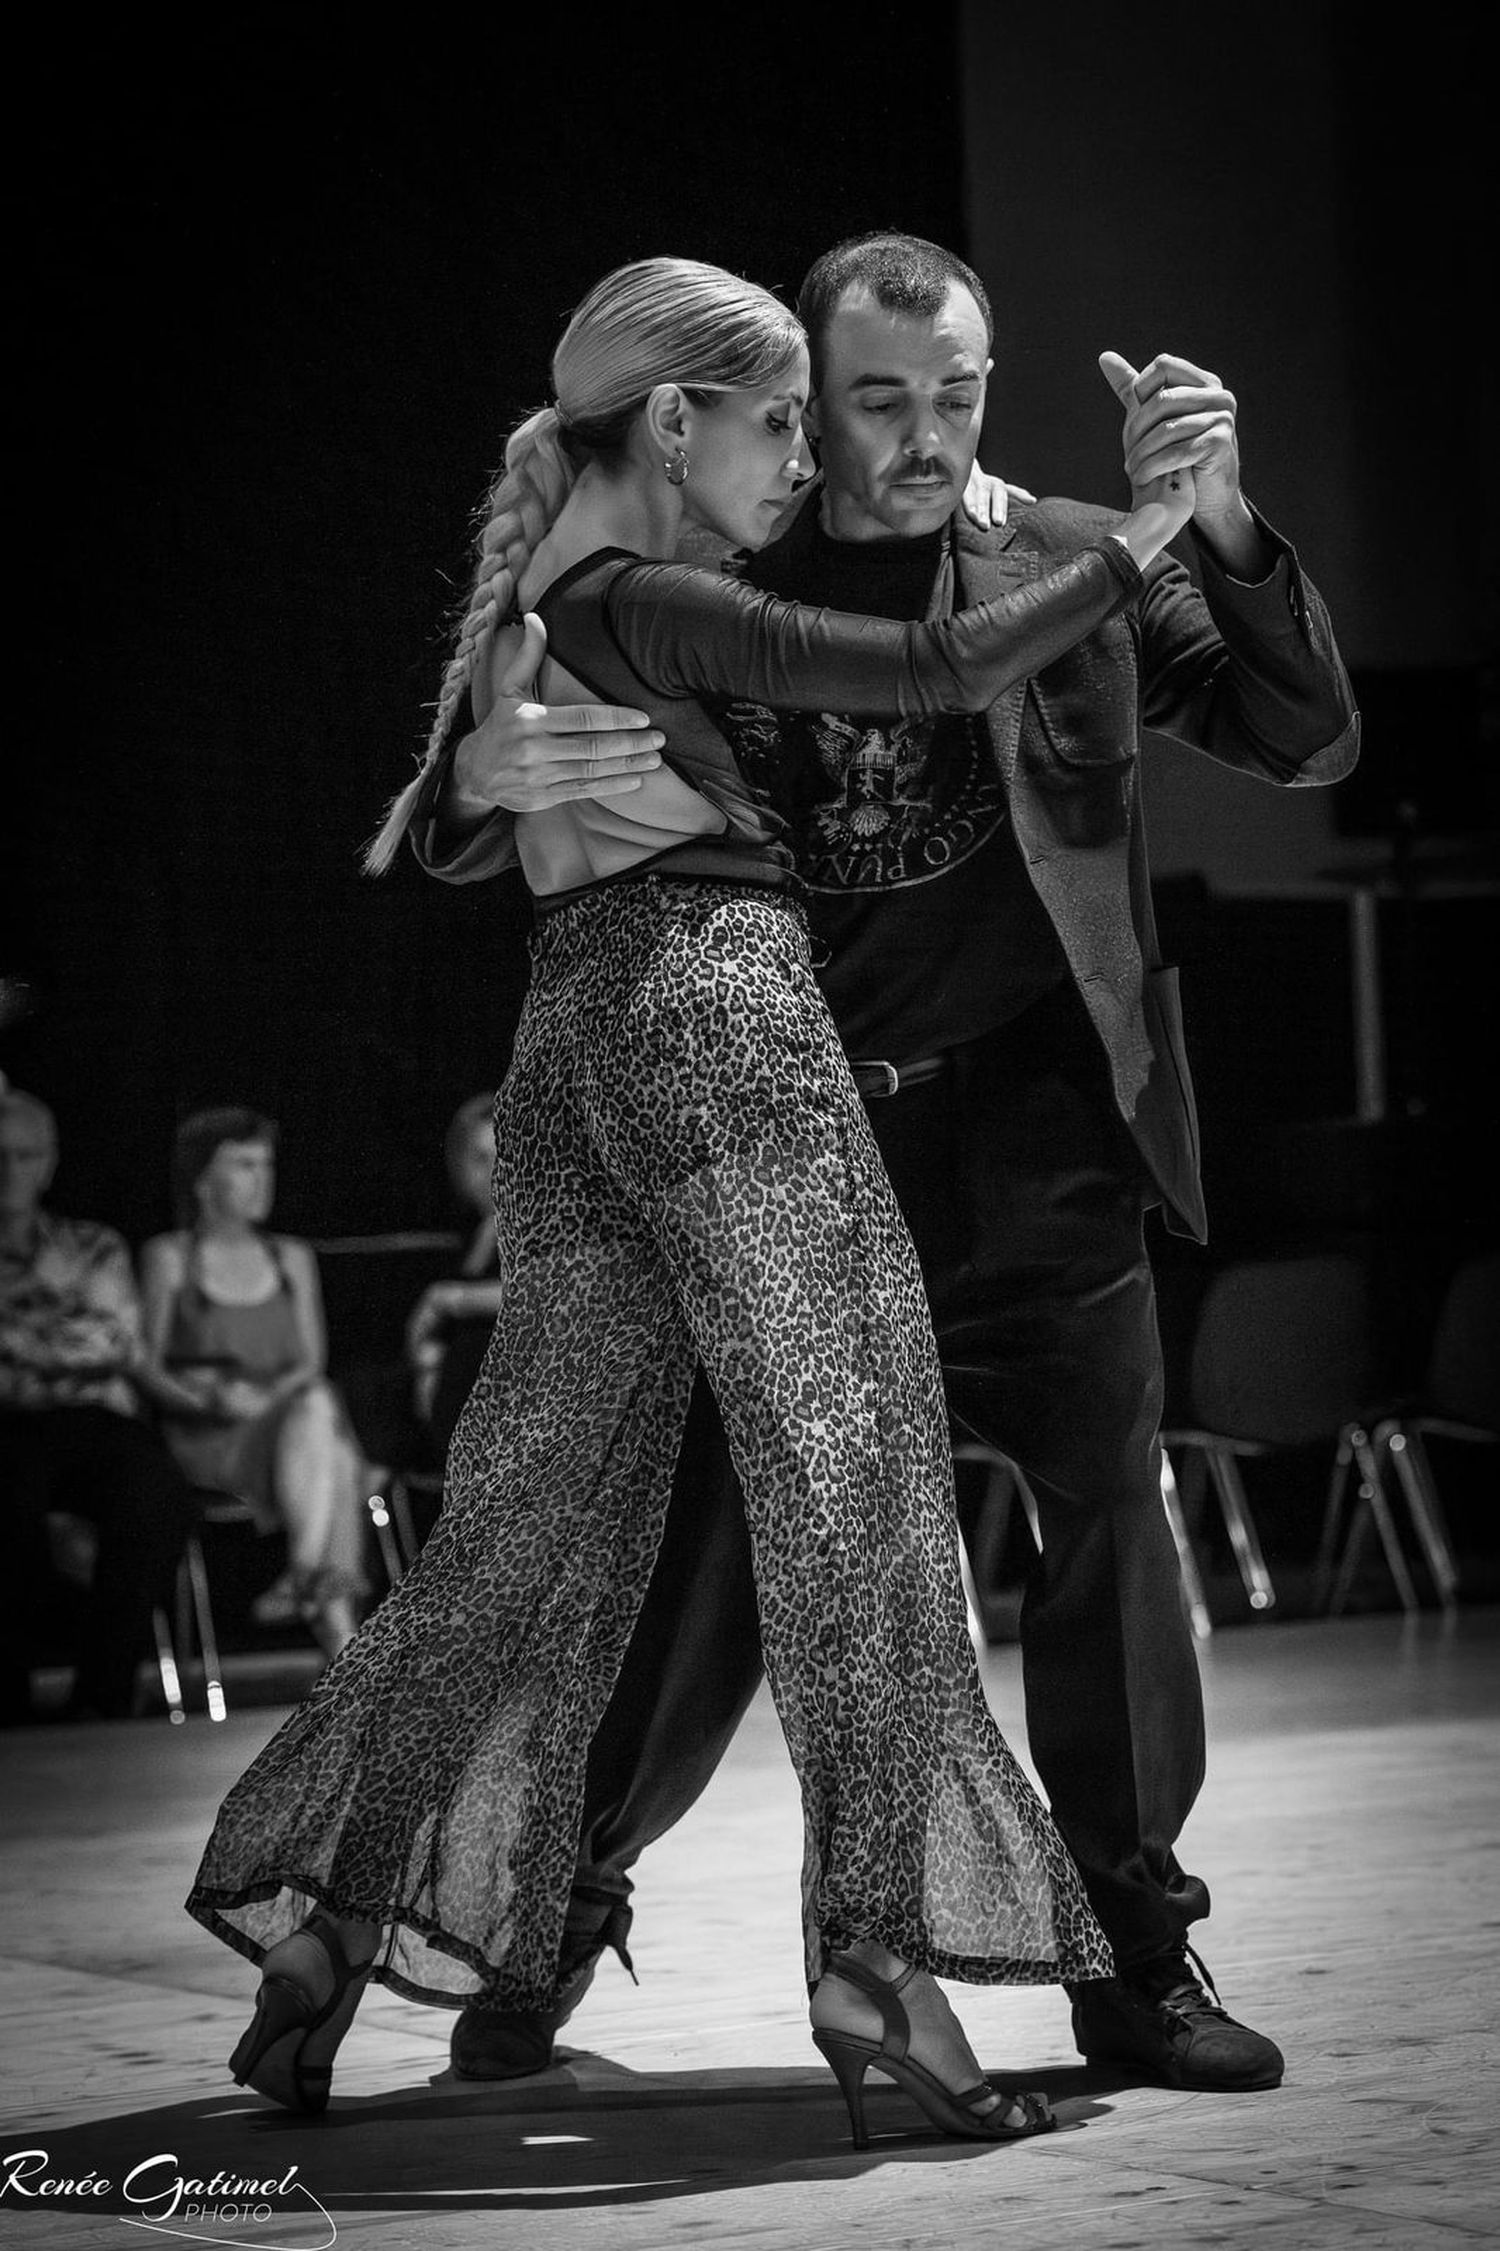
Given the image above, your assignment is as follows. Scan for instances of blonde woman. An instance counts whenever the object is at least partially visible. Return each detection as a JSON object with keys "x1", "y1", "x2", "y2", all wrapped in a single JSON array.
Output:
[{"x1": 186, "y1": 258, "x2": 1199, "y2": 2146}]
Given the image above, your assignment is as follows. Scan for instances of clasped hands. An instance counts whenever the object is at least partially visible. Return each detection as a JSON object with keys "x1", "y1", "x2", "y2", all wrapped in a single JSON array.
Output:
[
  {"x1": 171, "y1": 1369, "x2": 269, "y2": 1421},
  {"x1": 451, "y1": 351, "x2": 1249, "y2": 818}
]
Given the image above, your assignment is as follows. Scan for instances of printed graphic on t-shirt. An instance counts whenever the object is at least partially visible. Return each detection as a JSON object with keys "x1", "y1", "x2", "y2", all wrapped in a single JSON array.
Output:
[{"x1": 718, "y1": 701, "x2": 1006, "y2": 894}]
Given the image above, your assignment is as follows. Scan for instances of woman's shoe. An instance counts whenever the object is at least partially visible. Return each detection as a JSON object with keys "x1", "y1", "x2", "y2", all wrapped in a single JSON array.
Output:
[
  {"x1": 811, "y1": 1951, "x2": 1056, "y2": 2152},
  {"x1": 228, "y1": 1911, "x2": 374, "y2": 2114}
]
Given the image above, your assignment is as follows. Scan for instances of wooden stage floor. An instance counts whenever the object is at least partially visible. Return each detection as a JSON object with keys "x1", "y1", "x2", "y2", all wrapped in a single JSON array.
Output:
[{"x1": 2, "y1": 1606, "x2": 1497, "y2": 2250}]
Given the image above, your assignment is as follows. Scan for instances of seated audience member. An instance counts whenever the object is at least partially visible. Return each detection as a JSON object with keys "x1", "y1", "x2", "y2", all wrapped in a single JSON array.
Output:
[
  {"x1": 138, "y1": 1108, "x2": 369, "y2": 1659},
  {"x1": 404, "y1": 1091, "x2": 505, "y2": 1460},
  {"x1": 0, "y1": 1085, "x2": 195, "y2": 1723}
]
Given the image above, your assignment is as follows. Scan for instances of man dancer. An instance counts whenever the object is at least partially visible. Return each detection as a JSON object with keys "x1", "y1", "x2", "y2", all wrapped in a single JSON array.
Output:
[{"x1": 411, "y1": 234, "x2": 1358, "y2": 2090}]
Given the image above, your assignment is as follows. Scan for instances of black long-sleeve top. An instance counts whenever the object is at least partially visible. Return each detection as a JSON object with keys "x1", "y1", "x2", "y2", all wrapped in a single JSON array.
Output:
[{"x1": 481, "y1": 536, "x2": 1144, "y2": 907}]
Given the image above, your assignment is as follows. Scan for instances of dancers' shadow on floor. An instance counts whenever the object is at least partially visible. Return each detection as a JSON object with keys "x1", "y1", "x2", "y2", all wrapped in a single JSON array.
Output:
[{"x1": 7, "y1": 2058, "x2": 1121, "y2": 2222}]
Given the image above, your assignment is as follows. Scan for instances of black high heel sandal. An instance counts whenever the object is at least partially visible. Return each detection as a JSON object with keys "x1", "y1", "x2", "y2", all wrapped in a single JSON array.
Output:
[
  {"x1": 811, "y1": 1952, "x2": 1056, "y2": 2152},
  {"x1": 228, "y1": 1911, "x2": 374, "y2": 2115}
]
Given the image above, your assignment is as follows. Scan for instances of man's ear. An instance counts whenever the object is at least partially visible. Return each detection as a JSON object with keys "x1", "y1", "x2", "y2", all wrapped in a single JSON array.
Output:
[
  {"x1": 644, "y1": 382, "x2": 689, "y2": 457},
  {"x1": 803, "y1": 392, "x2": 823, "y2": 446}
]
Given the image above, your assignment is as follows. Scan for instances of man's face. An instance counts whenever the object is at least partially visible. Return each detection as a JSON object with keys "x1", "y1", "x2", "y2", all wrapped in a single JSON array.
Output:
[
  {"x1": 806, "y1": 282, "x2": 992, "y2": 541},
  {"x1": 0, "y1": 1113, "x2": 56, "y2": 1220}
]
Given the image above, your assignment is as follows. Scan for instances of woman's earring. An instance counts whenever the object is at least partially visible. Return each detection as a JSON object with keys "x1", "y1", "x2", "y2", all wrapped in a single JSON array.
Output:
[{"x1": 664, "y1": 448, "x2": 690, "y2": 487}]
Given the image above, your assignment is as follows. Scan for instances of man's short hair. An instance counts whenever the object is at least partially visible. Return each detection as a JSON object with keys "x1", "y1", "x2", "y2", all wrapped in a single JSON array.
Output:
[{"x1": 796, "y1": 232, "x2": 994, "y2": 386}]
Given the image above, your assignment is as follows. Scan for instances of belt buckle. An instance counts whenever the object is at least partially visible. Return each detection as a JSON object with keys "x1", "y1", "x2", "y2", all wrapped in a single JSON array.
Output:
[{"x1": 863, "y1": 1059, "x2": 900, "y2": 1098}]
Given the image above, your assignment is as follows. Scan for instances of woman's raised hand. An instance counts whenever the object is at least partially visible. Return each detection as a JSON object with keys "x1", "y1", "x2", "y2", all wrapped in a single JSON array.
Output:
[{"x1": 1099, "y1": 349, "x2": 1200, "y2": 567}]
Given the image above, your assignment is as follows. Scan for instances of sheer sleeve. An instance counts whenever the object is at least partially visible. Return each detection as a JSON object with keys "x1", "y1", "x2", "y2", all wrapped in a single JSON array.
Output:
[{"x1": 600, "y1": 540, "x2": 1142, "y2": 715}]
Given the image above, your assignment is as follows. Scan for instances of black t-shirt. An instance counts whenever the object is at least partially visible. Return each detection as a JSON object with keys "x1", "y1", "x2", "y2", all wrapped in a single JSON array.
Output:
[{"x1": 717, "y1": 516, "x2": 1065, "y2": 1059}]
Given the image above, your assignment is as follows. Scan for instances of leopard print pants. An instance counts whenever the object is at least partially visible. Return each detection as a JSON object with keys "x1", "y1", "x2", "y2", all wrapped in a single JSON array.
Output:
[{"x1": 187, "y1": 880, "x2": 1111, "y2": 2009}]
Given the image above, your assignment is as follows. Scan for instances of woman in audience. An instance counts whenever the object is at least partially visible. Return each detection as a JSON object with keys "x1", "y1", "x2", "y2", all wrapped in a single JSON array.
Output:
[
  {"x1": 139, "y1": 1108, "x2": 369, "y2": 1657},
  {"x1": 404, "y1": 1091, "x2": 504, "y2": 1456}
]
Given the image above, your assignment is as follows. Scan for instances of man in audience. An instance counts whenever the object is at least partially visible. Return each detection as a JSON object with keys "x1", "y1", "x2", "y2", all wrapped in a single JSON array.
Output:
[{"x1": 0, "y1": 1084, "x2": 195, "y2": 1722}]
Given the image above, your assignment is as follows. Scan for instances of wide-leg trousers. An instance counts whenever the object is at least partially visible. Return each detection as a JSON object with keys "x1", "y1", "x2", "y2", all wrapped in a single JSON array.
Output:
[
  {"x1": 186, "y1": 881, "x2": 1109, "y2": 2008},
  {"x1": 566, "y1": 976, "x2": 1208, "y2": 1973}
]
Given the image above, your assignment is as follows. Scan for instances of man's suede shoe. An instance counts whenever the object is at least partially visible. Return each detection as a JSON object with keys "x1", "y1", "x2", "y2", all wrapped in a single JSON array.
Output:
[
  {"x1": 1071, "y1": 1946, "x2": 1284, "y2": 2090},
  {"x1": 451, "y1": 1882, "x2": 636, "y2": 2080},
  {"x1": 451, "y1": 2000, "x2": 562, "y2": 2080},
  {"x1": 451, "y1": 1951, "x2": 602, "y2": 2080}
]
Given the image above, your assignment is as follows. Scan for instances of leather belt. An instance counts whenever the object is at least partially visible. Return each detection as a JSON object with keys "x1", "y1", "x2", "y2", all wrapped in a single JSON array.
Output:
[{"x1": 849, "y1": 1054, "x2": 949, "y2": 1099}]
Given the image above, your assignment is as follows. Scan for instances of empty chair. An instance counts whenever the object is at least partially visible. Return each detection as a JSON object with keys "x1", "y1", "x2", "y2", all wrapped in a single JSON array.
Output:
[
  {"x1": 1160, "y1": 1249, "x2": 1391, "y2": 1619},
  {"x1": 155, "y1": 1482, "x2": 409, "y2": 1722},
  {"x1": 1323, "y1": 1251, "x2": 1500, "y2": 1614}
]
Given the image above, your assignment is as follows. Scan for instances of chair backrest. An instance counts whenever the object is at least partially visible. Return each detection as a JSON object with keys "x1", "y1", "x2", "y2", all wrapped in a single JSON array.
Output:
[
  {"x1": 1426, "y1": 1253, "x2": 1500, "y2": 1431},
  {"x1": 313, "y1": 1234, "x2": 464, "y2": 1377},
  {"x1": 1187, "y1": 1251, "x2": 1385, "y2": 1447}
]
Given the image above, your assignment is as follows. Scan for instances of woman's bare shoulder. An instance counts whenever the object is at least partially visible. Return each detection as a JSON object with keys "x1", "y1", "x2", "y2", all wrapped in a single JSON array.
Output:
[{"x1": 140, "y1": 1231, "x2": 188, "y2": 1277}]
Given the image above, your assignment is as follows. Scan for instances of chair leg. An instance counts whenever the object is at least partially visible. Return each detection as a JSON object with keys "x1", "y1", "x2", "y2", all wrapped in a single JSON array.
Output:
[
  {"x1": 1379, "y1": 1422, "x2": 1460, "y2": 1609},
  {"x1": 183, "y1": 1533, "x2": 228, "y2": 1721},
  {"x1": 364, "y1": 1488, "x2": 406, "y2": 1589},
  {"x1": 151, "y1": 1605, "x2": 187, "y2": 1725},
  {"x1": 1159, "y1": 1448, "x2": 1213, "y2": 1641},
  {"x1": 1205, "y1": 1448, "x2": 1276, "y2": 1612},
  {"x1": 1363, "y1": 1464, "x2": 1421, "y2": 1615},
  {"x1": 1313, "y1": 1430, "x2": 1357, "y2": 1607},
  {"x1": 1331, "y1": 1424, "x2": 1421, "y2": 1614},
  {"x1": 1327, "y1": 1501, "x2": 1366, "y2": 1615},
  {"x1": 174, "y1": 1547, "x2": 194, "y2": 1679},
  {"x1": 390, "y1": 1477, "x2": 421, "y2": 1570}
]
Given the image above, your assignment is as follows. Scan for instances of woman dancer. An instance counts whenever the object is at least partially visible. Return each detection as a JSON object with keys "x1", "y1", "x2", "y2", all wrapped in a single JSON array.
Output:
[{"x1": 186, "y1": 257, "x2": 1199, "y2": 2148}]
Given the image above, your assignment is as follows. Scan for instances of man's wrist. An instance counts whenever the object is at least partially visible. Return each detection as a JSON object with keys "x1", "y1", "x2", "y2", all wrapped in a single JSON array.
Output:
[
  {"x1": 434, "y1": 748, "x2": 499, "y2": 841},
  {"x1": 1192, "y1": 493, "x2": 1274, "y2": 583}
]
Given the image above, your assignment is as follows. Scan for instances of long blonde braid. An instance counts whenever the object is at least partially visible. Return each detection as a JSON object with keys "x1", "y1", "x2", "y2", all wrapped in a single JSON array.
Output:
[
  {"x1": 365, "y1": 257, "x2": 804, "y2": 877},
  {"x1": 362, "y1": 406, "x2": 576, "y2": 874}
]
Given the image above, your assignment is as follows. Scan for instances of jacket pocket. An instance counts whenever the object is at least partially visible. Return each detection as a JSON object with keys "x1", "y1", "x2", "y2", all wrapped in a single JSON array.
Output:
[{"x1": 1026, "y1": 617, "x2": 1139, "y2": 770}]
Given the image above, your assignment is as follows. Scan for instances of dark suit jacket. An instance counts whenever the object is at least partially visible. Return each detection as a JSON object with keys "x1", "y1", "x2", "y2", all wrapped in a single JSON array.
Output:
[{"x1": 733, "y1": 494, "x2": 1359, "y2": 1239}]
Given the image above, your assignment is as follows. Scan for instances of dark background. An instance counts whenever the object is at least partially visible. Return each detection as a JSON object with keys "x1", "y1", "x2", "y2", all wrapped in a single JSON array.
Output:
[{"x1": 8, "y1": 3, "x2": 1495, "y2": 1276}]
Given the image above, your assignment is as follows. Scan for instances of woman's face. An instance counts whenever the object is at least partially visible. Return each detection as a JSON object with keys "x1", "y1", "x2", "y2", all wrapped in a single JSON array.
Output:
[
  {"x1": 678, "y1": 351, "x2": 812, "y2": 552},
  {"x1": 196, "y1": 1139, "x2": 276, "y2": 1227}
]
